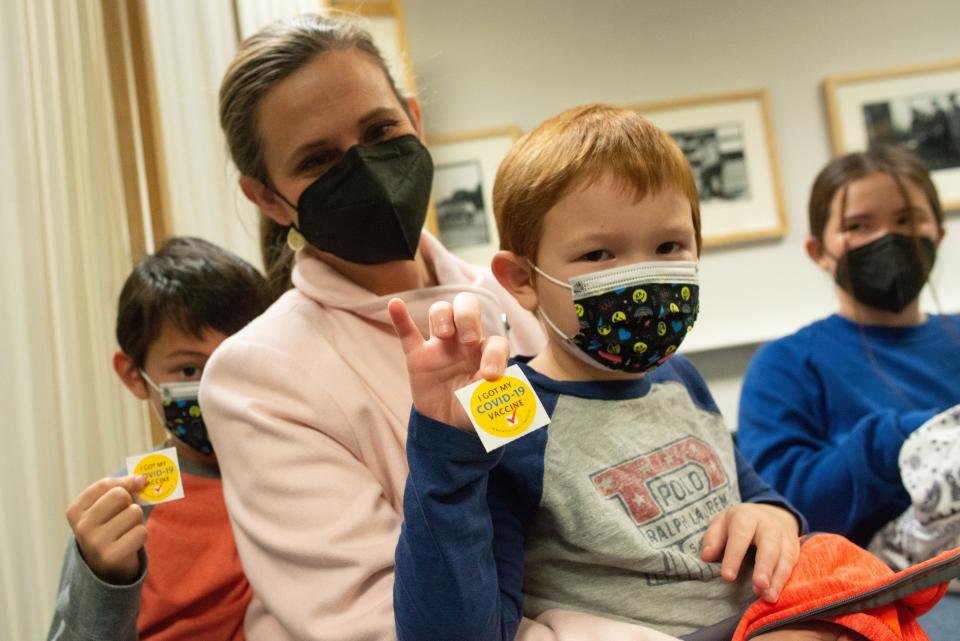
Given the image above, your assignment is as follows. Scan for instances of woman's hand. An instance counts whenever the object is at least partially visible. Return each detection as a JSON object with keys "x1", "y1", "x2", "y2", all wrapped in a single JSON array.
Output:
[
  {"x1": 66, "y1": 475, "x2": 147, "y2": 584},
  {"x1": 388, "y1": 293, "x2": 509, "y2": 432},
  {"x1": 701, "y1": 503, "x2": 800, "y2": 602}
]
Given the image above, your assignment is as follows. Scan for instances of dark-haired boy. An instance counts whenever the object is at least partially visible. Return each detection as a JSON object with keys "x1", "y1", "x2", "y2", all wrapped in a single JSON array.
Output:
[{"x1": 47, "y1": 237, "x2": 271, "y2": 641}]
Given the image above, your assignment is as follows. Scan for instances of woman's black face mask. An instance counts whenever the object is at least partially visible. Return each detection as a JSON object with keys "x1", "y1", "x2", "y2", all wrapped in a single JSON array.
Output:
[
  {"x1": 834, "y1": 233, "x2": 937, "y2": 313},
  {"x1": 275, "y1": 134, "x2": 434, "y2": 265}
]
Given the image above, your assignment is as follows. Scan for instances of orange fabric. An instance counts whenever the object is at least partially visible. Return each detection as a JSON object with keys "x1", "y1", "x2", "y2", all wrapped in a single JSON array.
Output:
[
  {"x1": 137, "y1": 472, "x2": 252, "y2": 641},
  {"x1": 733, "y1": 533, "x2": 957, "y2": 641}
]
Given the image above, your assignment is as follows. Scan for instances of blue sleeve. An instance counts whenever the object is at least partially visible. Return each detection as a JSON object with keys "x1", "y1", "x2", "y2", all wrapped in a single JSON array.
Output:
[
  {"x1": 734, "y1": 446, "x2": 808, "y2": 533},
  {"x1": 737, "y1": 339, "x2": 934, "y2": 544},
  {"x1": 658, "y1": 356, "x2": 722, "y2": 415},
  {"x1": 394, "y1": 408, "x2": 527, "y2": 641}
]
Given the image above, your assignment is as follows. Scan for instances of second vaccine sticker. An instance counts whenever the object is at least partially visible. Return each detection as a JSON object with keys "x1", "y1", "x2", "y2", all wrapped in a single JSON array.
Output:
[
  {"x1": 125, "y1": 447, "x2": 185, "y2": 506},
  {"x1": 454, "y1": 364, "x2": 550, "y2": 452}
]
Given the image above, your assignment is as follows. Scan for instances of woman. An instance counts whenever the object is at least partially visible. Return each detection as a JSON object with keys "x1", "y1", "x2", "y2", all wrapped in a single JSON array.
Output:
[
  {"x1": 202, "y1": 14, "x2": 676, "y2": 641},
  {"x1": 737, "y1": 145, "x2": 959, "y2": 639}
]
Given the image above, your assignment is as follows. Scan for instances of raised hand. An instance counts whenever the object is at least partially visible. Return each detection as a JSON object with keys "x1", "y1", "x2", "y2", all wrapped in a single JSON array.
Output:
[
  {"x1": 388, "y1": 293, "x2": 509, "y2": 432},
  {"x1": 66, "y1": 474, "x2": 148, "y2": 584}
]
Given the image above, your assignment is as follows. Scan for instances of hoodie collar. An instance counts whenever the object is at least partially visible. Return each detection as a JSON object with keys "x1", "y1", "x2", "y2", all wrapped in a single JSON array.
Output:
[{"x1": 290, "y1": 230, "x2": 506, "y2": 330}]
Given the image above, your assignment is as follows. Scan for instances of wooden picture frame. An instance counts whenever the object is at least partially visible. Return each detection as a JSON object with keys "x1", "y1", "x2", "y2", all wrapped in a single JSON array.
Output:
[
  {"x1": 824, "y1": 59, "x2": 960, "y2": 210},
  {"x1": 630, "y1": 89, "x2": 788, "y2": 247},
  {"x1": 426, "y1": 125, "x2": 520, "y2": 266}
]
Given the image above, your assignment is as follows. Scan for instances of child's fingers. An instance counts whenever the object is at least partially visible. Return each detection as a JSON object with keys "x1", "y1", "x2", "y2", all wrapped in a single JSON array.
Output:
[
  {"x1": 751, "y1": 526, "x2": 779, "y2": 596},
  {"x1": 388, "y1": 298, "x2": 425, "y2": 355},
  {"x1": 479, "y1": 336, "x2": 509, "y2": 380},
  {"x1": 99, "y1": 502, "x2": 145, "y2": 546},
  {"x1": 113, "y1": 522, "x2": 148, "y2": 558},
  {"x1": 67, "y1": 477, "x2": 142, "y2": 527},
  {"x1": 97, "y1": 522, "x2": 147, "y2": 582},
  {"x1": 700, "y1": 511, "x2": 728, "y2": 562},
  {"x1": 752, "y1": 520, "x2": 785, "y2": 591},
  {"x1": 718, "y1": 519, "x2": 753, "y2": 582},
  {"x1": 122, "y1": 474, "x2": 147, "y2": 494},
  {"x1": 764, "y1": 535, "x2": 798, "y2": 603},
  {"x1": 452, "y1": 292, "x2": 482, "y2": 346},
  {"x1": 428, "y1": 301, "x2": 455, "y2": 339},
  {"x1": 81, "y1": 486, "x2": 138, "y2": 532}
]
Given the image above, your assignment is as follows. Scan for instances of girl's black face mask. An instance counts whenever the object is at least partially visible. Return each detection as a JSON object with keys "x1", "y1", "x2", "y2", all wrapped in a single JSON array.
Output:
[
  {"x1": 277, "y1": 134, "x2": 434, "y2": 265},
  {"x1": 835, "y1": 233, "x2": 937, "y2": 313}
]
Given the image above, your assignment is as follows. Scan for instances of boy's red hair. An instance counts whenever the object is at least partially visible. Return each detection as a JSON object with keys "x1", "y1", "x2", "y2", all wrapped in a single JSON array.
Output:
[{"x1": 493, "y1": 104, "x2": 701, "y2": 262}]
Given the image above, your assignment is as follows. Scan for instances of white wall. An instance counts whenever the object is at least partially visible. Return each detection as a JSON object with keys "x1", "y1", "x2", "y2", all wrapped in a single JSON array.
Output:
[{"x1": 403, "y1": 0, "x2": 960, "y2": 427}]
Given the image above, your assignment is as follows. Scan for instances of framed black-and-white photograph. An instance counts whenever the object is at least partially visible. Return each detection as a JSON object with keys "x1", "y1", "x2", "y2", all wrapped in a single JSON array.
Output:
[
  {"x1": 631, "y1": 90, "x2": 787, "y2": 246},
  {"x1": 670, "y1": 124, "x2": 750, "y2": 204},
  {"x1": 427, "y1": 126, "x2": 520, "y2": 265},
  {"x1": 433, "y1": 160, "x2": 490, "y2": 249},
  {"x1": 825, "y1": 59, "x2": 960, "y2": 210}
]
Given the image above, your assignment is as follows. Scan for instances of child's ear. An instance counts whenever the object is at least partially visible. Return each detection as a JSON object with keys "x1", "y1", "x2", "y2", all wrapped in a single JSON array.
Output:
[
  {"x1": 113, "y1": 351, "x2": 149, "y2": 400},
  {"x1": 491, "y1": 251, "x2": 539, "y2": 312},
  {"x1": 805, "y1": 235, "x2": 833, "y2": 274}
]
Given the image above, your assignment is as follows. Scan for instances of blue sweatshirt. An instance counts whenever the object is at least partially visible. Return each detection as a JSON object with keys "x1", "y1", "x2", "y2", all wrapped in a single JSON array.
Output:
[
  {"x1": 737, "y1": 313, "x2": 960, "y2": 547},
  {"x1": 395, "y1": 355, "x2": 802, "y2": 641}
]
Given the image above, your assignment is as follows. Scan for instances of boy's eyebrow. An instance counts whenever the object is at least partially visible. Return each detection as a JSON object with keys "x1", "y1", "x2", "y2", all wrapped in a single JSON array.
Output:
[
  {"x1": 656, "y1": 220, "x2": 697, "y2": 235},
  {"x1": 163, "y1": 349, "x2": 210, "y2": 360}
]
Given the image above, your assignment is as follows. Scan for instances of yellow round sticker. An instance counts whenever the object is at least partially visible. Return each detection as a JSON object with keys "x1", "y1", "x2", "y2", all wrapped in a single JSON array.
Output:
[
  {"x1": 133, "y1": 453, "x2": 180, "y2": 503},
  {"x1": 470, "y1": 375, "x2": 536, "y2": 438}
]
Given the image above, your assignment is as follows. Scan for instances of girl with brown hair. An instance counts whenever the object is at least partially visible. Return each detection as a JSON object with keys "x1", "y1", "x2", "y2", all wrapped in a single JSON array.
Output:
[{"x1": 737, "y1": 145, "x2": 959, "y2": 640}]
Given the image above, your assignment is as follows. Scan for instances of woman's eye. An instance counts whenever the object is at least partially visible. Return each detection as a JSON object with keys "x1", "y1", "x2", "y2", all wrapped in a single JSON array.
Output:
[
  {"x1": 656, "y1": 242, "x2": 681, "y2": 255},
  {"x1": 365, "y1": 120, "x2": 400, "y2": 143},
  {"x1": 299, "y1": 152, "x2": 337, "y2": 173},
  {"x1": 580, "y1": 250, "x2": 613, "y2": 262}
]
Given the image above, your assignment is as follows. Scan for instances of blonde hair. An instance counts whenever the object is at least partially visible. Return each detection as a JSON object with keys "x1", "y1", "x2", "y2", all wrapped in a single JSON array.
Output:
[
  {"x1": 493, "y1": 104, "x2": 701, "y2": 263},
  {"x1": 218, "y1": 13, "x2": 411, "y2": 297}
]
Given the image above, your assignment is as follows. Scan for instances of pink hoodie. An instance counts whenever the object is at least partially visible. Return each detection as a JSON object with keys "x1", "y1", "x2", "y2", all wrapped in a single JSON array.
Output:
[{"x1": 200, "y1": 233, "x2": 676, "y2": 641}]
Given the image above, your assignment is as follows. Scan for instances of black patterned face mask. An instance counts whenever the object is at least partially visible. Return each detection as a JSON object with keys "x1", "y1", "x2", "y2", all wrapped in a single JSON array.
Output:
[
  {"x1": 141, "y1": 373, "x2": 213, "y2": 455},
  {"x1": 531, "y1": 261, "x2": 700, "y2": 373}
]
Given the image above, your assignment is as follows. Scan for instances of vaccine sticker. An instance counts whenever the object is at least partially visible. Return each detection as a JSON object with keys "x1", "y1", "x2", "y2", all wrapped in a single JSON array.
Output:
[
  {"x1": 125, "y1": 447, "x2": 185, "y2": 505},
  {"x1": 454, "y1": 364, "x2": 550, "y2": 452}
]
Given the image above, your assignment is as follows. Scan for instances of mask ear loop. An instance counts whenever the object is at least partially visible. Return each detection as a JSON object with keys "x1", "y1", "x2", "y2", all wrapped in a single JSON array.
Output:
[
  {"x1": 527, "y1": 261, "x2": 572, "y2": 290},
  {"x1": 139, "y1": 369, "x2": 161, "y2": 394},
  {"x1": 138, "y1": 370, "x2": 169, "y2": 425},
  {"x1": 264, "y1": 181, "x2": 309, "y2": 251},
  {"x1": 525, "y1": 260, "x2": 575, "y2": 339},
  {"x1": 526, "y1": 260, "x2": 641, "y2": 373}
]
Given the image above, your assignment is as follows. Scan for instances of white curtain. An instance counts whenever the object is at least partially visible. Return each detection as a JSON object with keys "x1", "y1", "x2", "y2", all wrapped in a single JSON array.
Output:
[
  {"x1": 143, "y1": 0, "x2": 412, "y2": 272},
  {"x1": 143, "y1": 0, "x2": 264, "y2": 269},
  {"x1": 0, "y1": 0, "x2": 152, "y2": 639},
  {"x1": 0, "y1": 1, "x2": 417, "y2": 636},
  {"x1": 234, "y1": 0, "x2": 325, "y2": 39}
]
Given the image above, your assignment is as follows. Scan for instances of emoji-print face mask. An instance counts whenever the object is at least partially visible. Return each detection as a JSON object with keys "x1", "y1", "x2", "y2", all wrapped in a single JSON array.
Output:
[
  {"x1": 531, "y1": 260, "x2": 699, "y2": 373},
  {"x1": 141, "y1": 372, "x2": 213, "y2": 455}
]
